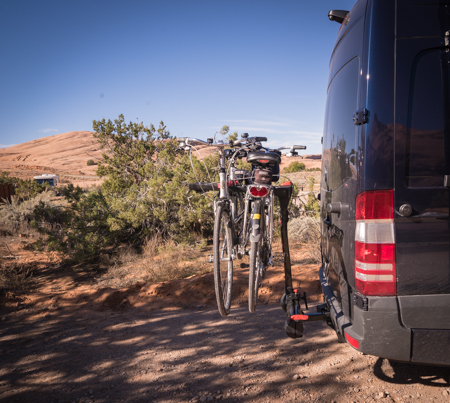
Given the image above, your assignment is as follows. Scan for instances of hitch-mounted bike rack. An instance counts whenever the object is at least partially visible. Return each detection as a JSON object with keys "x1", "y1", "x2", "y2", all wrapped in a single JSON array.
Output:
[{"x1": 274, "y1": 183, "x2": 331, "y2": 339}]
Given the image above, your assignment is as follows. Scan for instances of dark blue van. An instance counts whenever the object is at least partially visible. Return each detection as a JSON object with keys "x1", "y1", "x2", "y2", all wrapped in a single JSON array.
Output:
[{"x1": 320, "y1": 0, "x2": 450, "y2": 365}]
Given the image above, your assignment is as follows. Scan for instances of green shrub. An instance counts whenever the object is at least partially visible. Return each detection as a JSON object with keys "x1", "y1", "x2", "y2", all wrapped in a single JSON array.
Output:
[
  {"x1": 305, "y1": 177, "x2": 320, "y2": 217},
  {"x1": 87, "y1": 159, "x2": 96, "y2": 166},
  {"x1": 32, "y1": 115, "x2": 217, "y2": 263},
  {"x1": 283, "y1": 161, "x2": 305, "y2": 173}
]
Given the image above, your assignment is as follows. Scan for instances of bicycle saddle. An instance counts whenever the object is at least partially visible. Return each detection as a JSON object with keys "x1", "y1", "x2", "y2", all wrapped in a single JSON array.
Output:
[{"x1": 246, "y1": 151, "x2": 281, "y2": 166}]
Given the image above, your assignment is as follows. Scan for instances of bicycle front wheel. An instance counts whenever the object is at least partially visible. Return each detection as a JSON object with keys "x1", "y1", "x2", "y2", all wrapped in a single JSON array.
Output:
[
  {"x1": 213, "y1": 203, "x2": 233, "y2": 316},
  {"x1": 248, "y1": 200, "x2": 263, "y2": 313}
]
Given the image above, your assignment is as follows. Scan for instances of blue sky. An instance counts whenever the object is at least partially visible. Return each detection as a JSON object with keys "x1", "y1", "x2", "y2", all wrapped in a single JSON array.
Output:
[{"x1": 0, "y1": 0, "x2": 356, "y2": 154}]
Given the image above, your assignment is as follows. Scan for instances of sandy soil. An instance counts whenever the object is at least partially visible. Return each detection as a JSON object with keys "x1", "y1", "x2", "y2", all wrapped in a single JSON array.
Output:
[{"x1": 1, "y1": 239, "x2": 450, "y2": 403}]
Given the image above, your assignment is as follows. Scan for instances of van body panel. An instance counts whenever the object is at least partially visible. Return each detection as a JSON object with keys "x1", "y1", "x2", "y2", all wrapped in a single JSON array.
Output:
[
  {"x1": 359, "y1": 0, "x2": 395, "y2": 192},
  {"x1": 328, "y1": 0, "x2": 365, "y2": 87},
  {"x1": 397, "y1": 0, "x2": 450, "y2": 39},
  {"x1": 345, "y1": 299, "x2": 411, "y2": 362},
  {"x1": 399, "y1": 295, "x2": 450, "y2": 329},
  {"x1": 412, "y1": 330, "x2": 450, "y2": 365}
]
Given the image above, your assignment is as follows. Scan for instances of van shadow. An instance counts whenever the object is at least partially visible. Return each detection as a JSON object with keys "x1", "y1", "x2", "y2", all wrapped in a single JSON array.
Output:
[{"x1": 373, "y1": 358, "x2": 450, "y2": 387}]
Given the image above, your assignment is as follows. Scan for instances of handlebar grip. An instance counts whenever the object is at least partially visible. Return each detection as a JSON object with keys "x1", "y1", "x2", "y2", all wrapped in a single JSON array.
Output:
[
  {"x1": 188, "y1": 182, "x2": 219, "y2": 192},
  {"x1": 293, "y1": 145, "x2": 307, "y2": 150},
  {"x1": 255, "y1": 137, "x2": 268, "y2": 142}
]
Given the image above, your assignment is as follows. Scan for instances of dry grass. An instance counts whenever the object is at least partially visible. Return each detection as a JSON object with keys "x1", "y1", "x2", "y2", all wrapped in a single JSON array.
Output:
[
  {"x1": 0, "y1": 190, "x2": 61, "y2": 237},
  {"x1": 96, "y1": 237, "x2": 211, "y2": 289},
  {"x1": 0, "y1": 263, "x2": 33, "y2": 292},
  {"x1": 288, "y1": 216, "x2": 321, "y2": 263}
]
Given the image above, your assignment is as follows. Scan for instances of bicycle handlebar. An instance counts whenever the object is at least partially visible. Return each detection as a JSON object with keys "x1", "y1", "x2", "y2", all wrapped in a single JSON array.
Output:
[
  {"x1": 178, "y1": 136, "x2": 306, "y2": 152},
  {"x1": 188, "y1": 182, "x2": 247, "y2": 194},
  {"x1": 188, "y1": 182, "x2": 219, "y2": 192}
]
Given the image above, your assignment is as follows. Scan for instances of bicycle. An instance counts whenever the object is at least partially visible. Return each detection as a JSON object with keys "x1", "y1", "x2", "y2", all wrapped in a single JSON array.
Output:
[{"x1": 178, "y1": 134, "x2": 306, "y2": 316}]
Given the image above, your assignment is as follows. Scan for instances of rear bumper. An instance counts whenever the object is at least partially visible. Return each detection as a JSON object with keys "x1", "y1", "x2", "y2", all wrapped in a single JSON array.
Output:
[{"x1": 320, "y1": 265, "x2": 450, "y2": 365}]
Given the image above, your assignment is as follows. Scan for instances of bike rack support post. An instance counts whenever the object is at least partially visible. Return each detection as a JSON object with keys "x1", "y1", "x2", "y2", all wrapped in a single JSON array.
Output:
[
  {"x1": 274, "y1": 183, "x2": 332, "y2": 339},
  {"x1": 273, "y1": 184, "x2": 293, "y2": 293}
]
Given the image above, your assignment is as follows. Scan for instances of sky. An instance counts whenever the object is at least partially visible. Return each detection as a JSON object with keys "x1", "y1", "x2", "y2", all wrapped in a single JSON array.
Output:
[{"x1": 0, "y1": 0, "x2": 357, "y2": 154}]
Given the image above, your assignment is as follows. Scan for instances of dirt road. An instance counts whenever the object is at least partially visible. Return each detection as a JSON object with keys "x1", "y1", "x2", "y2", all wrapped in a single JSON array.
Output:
[{"x1": 2, "y1": 302, "x2": 450, "y2": 402}]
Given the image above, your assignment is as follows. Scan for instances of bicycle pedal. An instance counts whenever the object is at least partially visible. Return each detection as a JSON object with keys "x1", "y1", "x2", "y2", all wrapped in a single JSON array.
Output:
[
  {"x1": 208, "y1": 255, "x2": 214, "y2": 263},
  {"x1": 240, "y1": 263, "x2": 249, "y2": 268}
]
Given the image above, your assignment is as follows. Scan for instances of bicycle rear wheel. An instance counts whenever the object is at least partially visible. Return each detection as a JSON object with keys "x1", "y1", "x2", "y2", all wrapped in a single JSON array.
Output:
[
  {"x1": 213, "y1": 203, "x2": 233, "y2": 316},
  {"x1": 248, "y1": 239, "x2": 262, "y2": 313}
]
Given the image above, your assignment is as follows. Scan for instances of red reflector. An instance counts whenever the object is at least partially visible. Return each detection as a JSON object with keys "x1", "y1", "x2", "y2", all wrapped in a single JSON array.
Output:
[
  {"x1": 259, "y1": 159, "x2": 269, "y2": 163},
  {"x1": 250, "y1": 186, "x2": 268, "y2": 197},
  {"x1": 356, "y1": 190, "x2": 394, "y2": 220},
  {"x1": 280, "y1": 181, "x2": 292, "y2": 186},
  {"x1": 290, "y1": 315, "x2": 309, "y2": 321},
  {"x1": 345, "y1": 332, "x2": 360, "y2": 349},
  {"x1": 355, "y1": 278, "x2": 396, "y2": 296}
]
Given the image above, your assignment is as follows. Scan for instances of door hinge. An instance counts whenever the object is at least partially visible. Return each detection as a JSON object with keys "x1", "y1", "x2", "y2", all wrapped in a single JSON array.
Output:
[
  {"x1": 353, "y1": 293, "x2": 368, "y2": 311},
  {"x1": 353, "y1": 108, "x2": 369, "y2": 125}
]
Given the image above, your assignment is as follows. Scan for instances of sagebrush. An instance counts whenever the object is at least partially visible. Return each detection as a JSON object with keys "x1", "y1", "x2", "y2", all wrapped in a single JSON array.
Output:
[{"x1": 288, "y1": 216, "x2": 320, "y2": 263}]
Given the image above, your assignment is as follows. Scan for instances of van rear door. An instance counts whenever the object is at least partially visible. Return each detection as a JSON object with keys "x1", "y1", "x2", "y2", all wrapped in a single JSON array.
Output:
[{"x1": 395, "y1": 0, "x2": 450, "y2": 329}]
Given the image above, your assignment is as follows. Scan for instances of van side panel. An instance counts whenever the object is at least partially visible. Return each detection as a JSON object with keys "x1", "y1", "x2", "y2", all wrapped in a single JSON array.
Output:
[{"x1": 321, "y1": 0, "x2": 366, "y2": 324}]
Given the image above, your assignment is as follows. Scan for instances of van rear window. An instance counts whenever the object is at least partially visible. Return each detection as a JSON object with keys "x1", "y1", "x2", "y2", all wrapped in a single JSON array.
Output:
[{"x1": 406, "y1": 48, "x2": 450, "y2": 187}]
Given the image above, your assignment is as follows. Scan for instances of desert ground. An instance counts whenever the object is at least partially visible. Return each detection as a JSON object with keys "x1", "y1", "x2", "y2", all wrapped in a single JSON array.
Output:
[
  {"x1": 1, "y1": 238, "x2": 450, "y2": 403},
  {"x1": 1, "y1": 132, "x2": 450, "y2": 402}
]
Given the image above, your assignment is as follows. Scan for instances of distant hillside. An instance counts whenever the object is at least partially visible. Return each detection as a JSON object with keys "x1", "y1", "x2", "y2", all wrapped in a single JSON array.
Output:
[
  {"x1": 0, "y1": 131, "x2": 103, "y2": 187},
  {"x1": 0, "y1": 131, "x2": 321, "y2": 187}
]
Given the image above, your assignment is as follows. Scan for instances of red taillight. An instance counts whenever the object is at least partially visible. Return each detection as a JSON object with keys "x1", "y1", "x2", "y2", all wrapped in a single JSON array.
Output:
[
  {"x1": 258, "y1": 159, "x2": 269, "y2": 163},
  {"x1": 355, "y1": 190, "x2": 396, "y2": 296},
  {"x1": 355, "y1": 190, "x2": 394, "y2": 220},
  {"x1": 250, "y1": 186, "x2": 268, "y2": 197}
]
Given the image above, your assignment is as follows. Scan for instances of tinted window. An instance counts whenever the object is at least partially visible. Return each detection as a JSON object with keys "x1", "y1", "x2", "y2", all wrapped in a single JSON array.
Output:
[
  {"x1": 323, "y1": 57, "x2": 359, "y2": 191},
  {"x1": 406, "y1": 48, "x2": 450, "y2": 187}
]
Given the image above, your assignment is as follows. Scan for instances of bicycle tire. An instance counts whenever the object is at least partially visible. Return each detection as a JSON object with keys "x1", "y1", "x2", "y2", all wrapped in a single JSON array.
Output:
[
  {"x1": 248, "y1": 238, "x2": 261, "y2": 313},
  {"x1": 248, "y1": 200, "x2": 263, "y2": 313},
  {"x1": 213, "y1": 203, "x2": 233, "y2": 316},
  {"x1": 262, "y1": 193, "x2": 274, "y2": 275}
]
